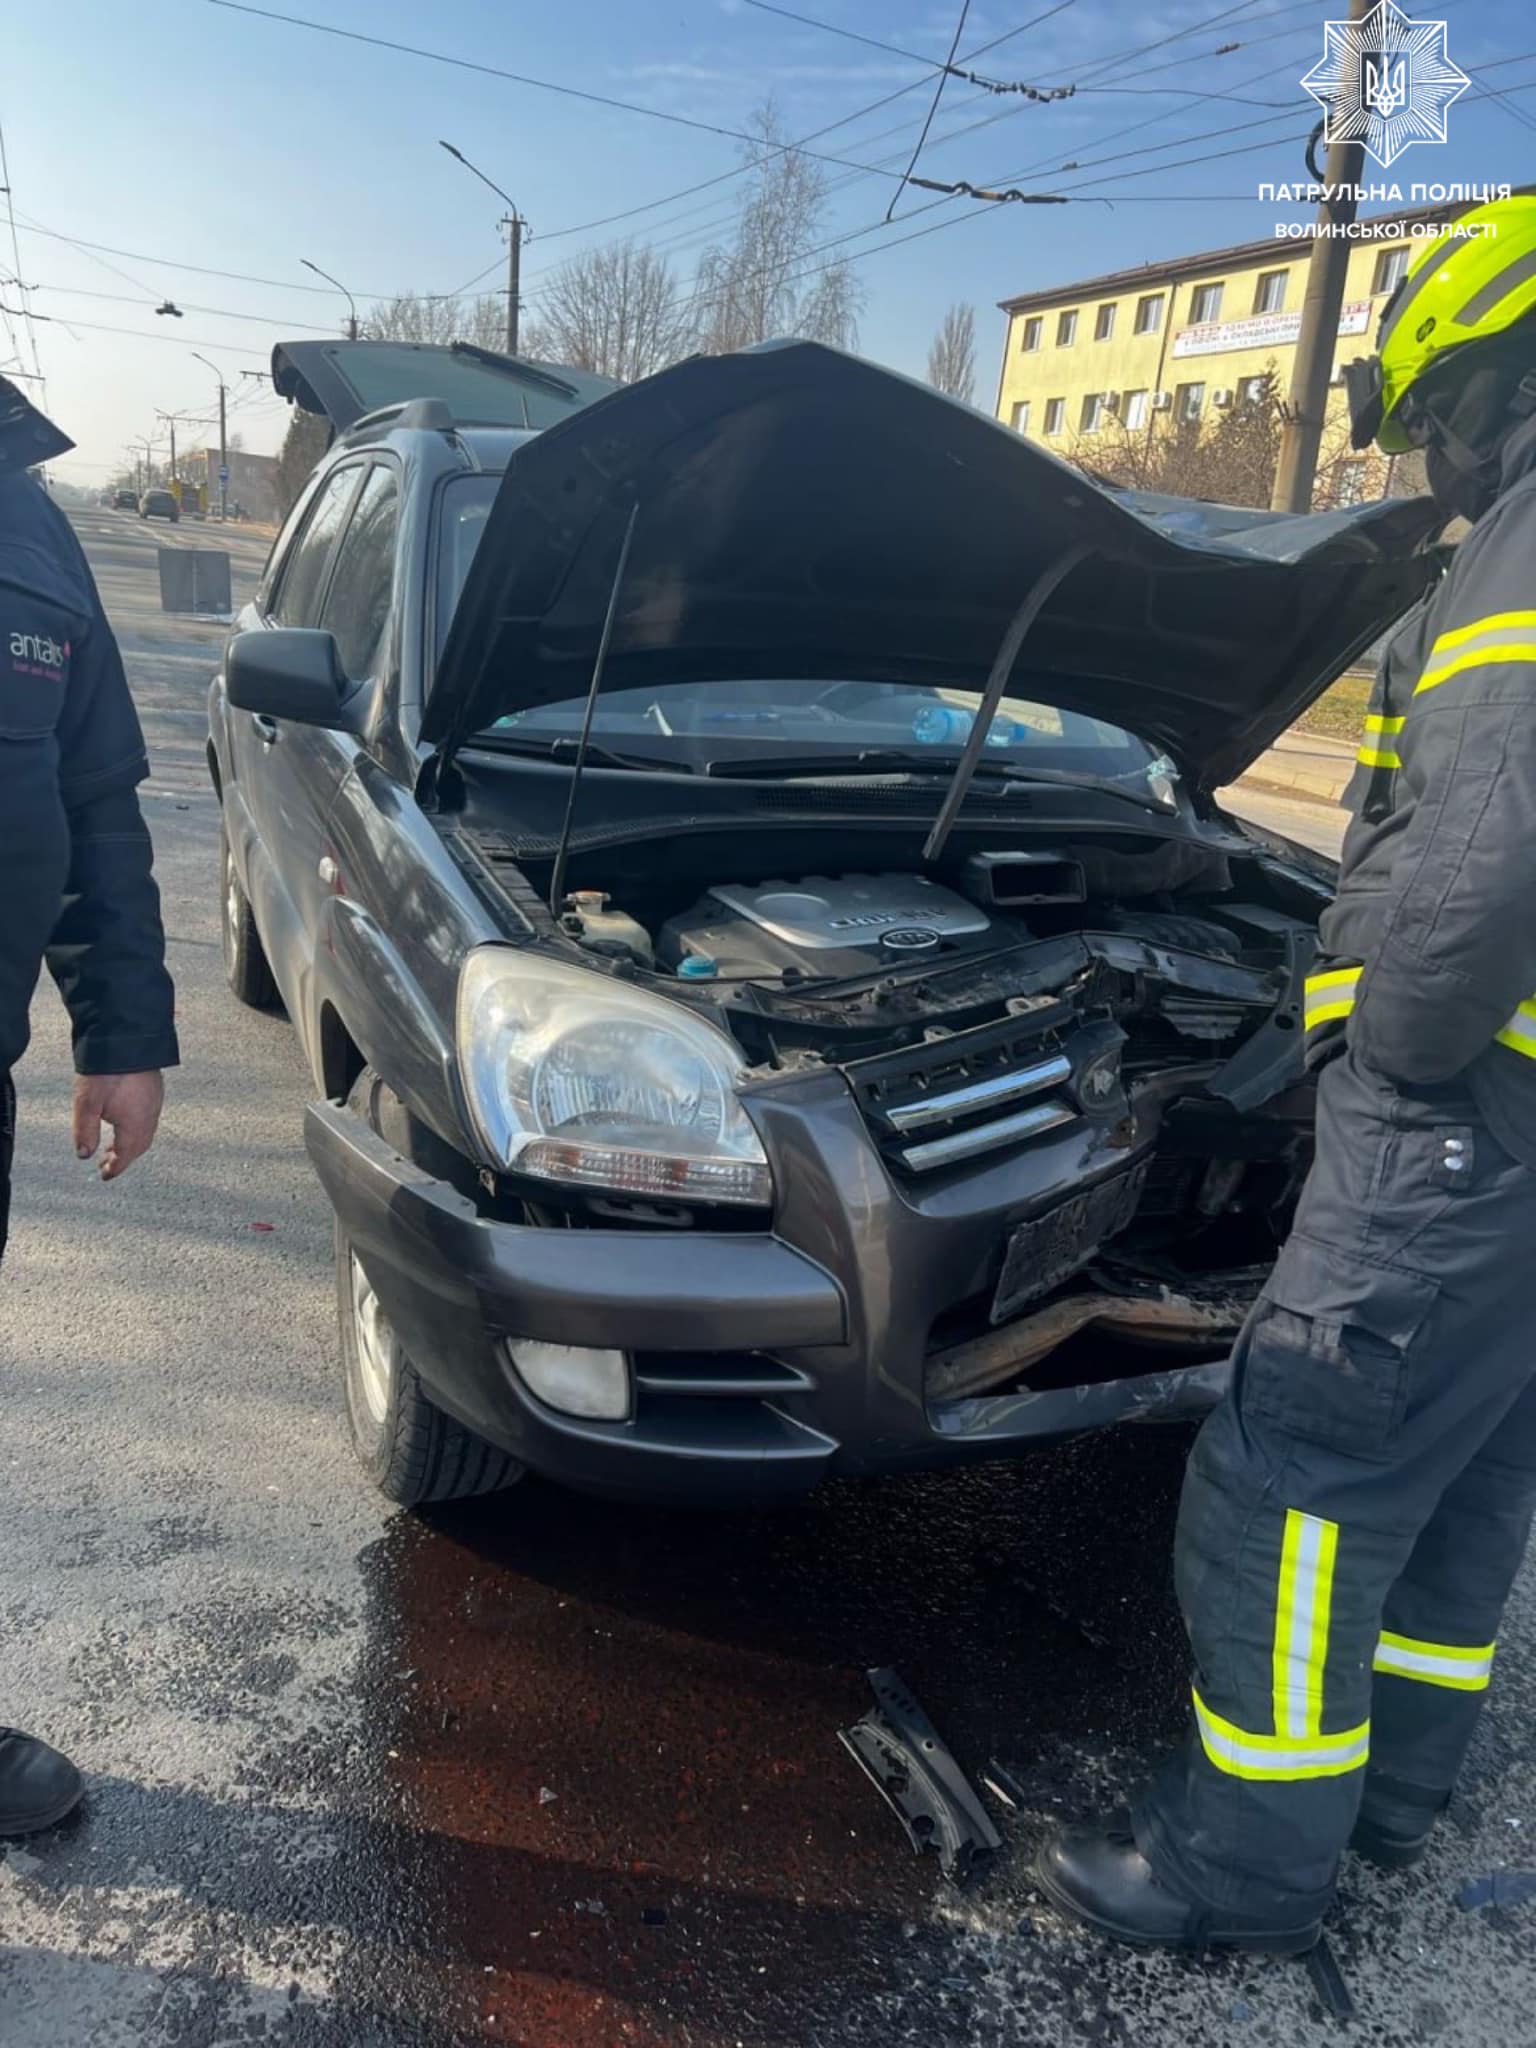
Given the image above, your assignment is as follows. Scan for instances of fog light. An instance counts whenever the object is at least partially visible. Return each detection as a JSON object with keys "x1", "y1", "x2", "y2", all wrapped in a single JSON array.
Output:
[{"x1": 507, "y1": 1339, "x2": 631, "y2": 1421}]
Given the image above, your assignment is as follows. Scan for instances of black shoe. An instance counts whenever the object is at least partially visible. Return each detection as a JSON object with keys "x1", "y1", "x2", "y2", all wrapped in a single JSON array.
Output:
[
  {"x1": 1035, "y1": 1808, "x2": 1321, "y2": 1956},
  {"x1": 0, "y1": 1728, "x2": 85, "y2": 1836},
  {"x1": 1350, "y1": 1781, "x2": 1448, "y2": 1870}
]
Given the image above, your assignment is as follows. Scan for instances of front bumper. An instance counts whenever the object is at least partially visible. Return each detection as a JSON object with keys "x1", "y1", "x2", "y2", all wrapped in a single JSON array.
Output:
[{"x1": 305, "y1": 1066, "x2": 1229, "y2": 1501}]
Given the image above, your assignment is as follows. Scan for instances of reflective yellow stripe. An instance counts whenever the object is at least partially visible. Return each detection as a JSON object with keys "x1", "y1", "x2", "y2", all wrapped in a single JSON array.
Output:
[
  {"x1": 1355, "y1": 745, "x2": 1402, "y2": 769},
  {"x1": 1306, "y1": 972, "x2": 1536, "y2": 1058},
  {"x1": 1374, "y1": 1631, "x2": 1496, "y2": 1692},
  {"x1": 1273, "y1": 1510, "x2": 1339, "y2": 1740},
  {"x1": 1495, "y1": 998, "x2": 1536, "y2": 1058},
  {"x1": 1304, "y1": 966, "x2": 1362, "y2": 1031},
  {"x1": 1416, "y1": 644, "x2": 1536, "y2": 695},
  {"x1": 1363, "y1": 713, "x2": 1406, "y2": 734},
  {"x1": 1193, "y1": 1690, "x2": 1369, "y2": 1782},
  {"x1": 1429, "y1": 609, "x2": 1536, "y2": 656}
]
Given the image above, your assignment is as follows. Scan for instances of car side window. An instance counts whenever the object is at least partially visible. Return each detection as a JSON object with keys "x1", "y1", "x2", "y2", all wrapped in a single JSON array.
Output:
[
  {"x1": 319, "y1": 466, "x2": 400, "y2": 680},
  {"x1": 270, "y1": 466, "x2": 361, "y2": 628}
]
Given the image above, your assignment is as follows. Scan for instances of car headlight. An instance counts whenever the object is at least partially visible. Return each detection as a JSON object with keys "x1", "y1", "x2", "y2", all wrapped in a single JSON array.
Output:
[{"x1": 457, "y1": 948, "x2": 772, "y2": 1207}]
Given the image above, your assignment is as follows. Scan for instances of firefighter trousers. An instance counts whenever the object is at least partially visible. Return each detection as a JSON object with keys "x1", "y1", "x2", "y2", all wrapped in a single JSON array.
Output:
[{"x1": 1137, "y1": 1047, "x2": 1536, "y2": 1924}]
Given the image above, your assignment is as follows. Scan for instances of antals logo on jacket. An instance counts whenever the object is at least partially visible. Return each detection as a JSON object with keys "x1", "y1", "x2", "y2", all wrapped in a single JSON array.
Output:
[{"x1": 8, "y1": 628, "x2": 70, "y2": 674}]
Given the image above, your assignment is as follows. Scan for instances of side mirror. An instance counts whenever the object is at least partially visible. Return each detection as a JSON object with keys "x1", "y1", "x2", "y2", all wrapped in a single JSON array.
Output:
[{"x1": 225, "y1": 629, "x2": 364, "y2": 732}]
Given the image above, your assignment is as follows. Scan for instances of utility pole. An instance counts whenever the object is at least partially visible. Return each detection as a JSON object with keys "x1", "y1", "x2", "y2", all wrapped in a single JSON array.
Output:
[
  {"x1": 155, "y1": 411, "x2": 180, "y2": 481},
  {"x1": 193, "y1": 352, "x2": 229, "y2": 519},
  {"x1": 1272, "y1": 0, "x2": 1371, "y2": 512},
  {"x1": 502, "y1": 209, "x2": 524, "y2": 355},
  {"x1": 438, "y1": 141, "x2": 527, "y2": 354}
]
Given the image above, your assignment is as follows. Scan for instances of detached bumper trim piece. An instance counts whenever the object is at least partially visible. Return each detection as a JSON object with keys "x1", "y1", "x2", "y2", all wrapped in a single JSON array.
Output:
[{"x1": 840, "y1": 1665, "x2": 1002, "y2": 1884}]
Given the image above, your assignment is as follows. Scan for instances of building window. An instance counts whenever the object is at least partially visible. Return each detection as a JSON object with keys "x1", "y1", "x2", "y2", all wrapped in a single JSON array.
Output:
[
  {"x1": 1253, "y1": 269, "x2": 1288, "y2": 315},
  {"x1": 1373, "y1": 245, "x2": 1411, "y2": 295},
  {"x1": 1021, "y1": 315, "x2": 1043, "y2": 352},
  {"x1": 1094, "y1": 302, "x2": 1117, "y2": 341},
  {"x1": 1080, "y1": 392, "x2": 1111, "y2": 433},
  {"x1": 1175, "y1": 381, "x2": 1205, "y2": 423},
  {"x1": 1239, "y1": 374, "x2": 1269, "y2": 406},
  {"x1": 1190, "y1": 282, "x2": 1224, "y2": 325},
  {"x1": 1122, "y1": 389, "x2": 1149, "y2": 430},
  {"x1": 1333, "y1": 459, "x2": 1370, "y2": 508},
  {"x1": 1010, "y1": 399, "x2": 1031, "y2": 432},
  {"x1": 1134, "y1": 293, "x2": 1164, "y2": 335},
  {"x1": 1056, "y1": 309, "x2": 1078, "y2": 347},
  {"x1": 1044, "y1": 397, "x2": 1066, "y2": 436}
]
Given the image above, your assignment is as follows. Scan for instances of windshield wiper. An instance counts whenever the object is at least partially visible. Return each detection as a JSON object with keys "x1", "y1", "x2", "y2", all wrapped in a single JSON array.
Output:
[
  {"x1": 472, "y1": 732, "x2": 689, "y2": 774},
  {"x1": 704, "y1": 750, "x2": 1173, "y2": 813},
  {"x1": 703, "y1": 749, "x2": 953, "y2": 779}
]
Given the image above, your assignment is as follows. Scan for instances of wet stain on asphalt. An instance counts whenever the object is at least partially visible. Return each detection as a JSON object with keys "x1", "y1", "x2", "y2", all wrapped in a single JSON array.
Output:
[
  {"x1": 10, "y1": 1426, "x2": 1203, "y2": 2046},
  {"x1": 333, "y1": 1425, "x2": 1197, "y2": 2045}
]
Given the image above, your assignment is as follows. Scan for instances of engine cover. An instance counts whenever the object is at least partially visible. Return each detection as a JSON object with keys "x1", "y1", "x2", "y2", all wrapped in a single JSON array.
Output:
[{"x1": 657, "y1": 873, "x2": 997, "y2": 981}]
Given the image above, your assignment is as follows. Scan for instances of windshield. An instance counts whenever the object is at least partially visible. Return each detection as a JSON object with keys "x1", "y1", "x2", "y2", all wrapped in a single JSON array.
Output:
[{"x1": 433, "y1": 474, "x2": 1166, "y2": 786}]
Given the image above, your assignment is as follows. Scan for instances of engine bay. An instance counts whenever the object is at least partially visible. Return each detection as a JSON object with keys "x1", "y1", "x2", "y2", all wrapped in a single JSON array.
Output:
[{"x1": 451, "y1": 807, "x2": 1326, "y2": 1398}]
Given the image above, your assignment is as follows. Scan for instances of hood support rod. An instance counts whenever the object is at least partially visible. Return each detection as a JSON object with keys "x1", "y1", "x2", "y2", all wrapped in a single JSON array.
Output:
[
  {"x1": 548, "y1": 498, "x2": 641, "y2": 917},
  {"x1": 921, "y1": 542, "x2": 1093, "y2": 866}
]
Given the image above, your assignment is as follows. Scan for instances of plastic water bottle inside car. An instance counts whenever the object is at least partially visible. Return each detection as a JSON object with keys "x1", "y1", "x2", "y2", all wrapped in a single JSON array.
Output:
[{"x1": 912, "y1": 704, "x2": 1021, "y2": 748}]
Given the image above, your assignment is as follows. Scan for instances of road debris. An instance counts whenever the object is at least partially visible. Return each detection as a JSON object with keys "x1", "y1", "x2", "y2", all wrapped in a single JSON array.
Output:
[
  {"x1": 1304, "y1": 1934, "x2": 1357, "y2": 2021},
  {"x1": 839, "y1": 1666, "x2": 1002, "y2": 1884},
  {"x1": 1456, "y1": 1869, "x2": 1536, "y2": 1911}
]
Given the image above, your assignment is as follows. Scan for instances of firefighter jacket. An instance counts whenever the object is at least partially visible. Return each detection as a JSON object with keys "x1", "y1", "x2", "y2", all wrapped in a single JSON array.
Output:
[{"x1": 1313, "y1": 414, "x2": 1536, "y2": 1164}]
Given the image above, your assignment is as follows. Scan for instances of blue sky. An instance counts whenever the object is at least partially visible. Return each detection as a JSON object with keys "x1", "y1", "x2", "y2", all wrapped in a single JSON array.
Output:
[{"x1": 4, "y1": 0, "x2": 1531, "y2": 484}]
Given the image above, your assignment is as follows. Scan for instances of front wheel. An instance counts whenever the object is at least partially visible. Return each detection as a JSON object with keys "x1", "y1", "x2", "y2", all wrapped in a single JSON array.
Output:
[
  {"x1": 335, "y1": 1071, "x2": 524, "y2": 1508},
  {"x1": 220, "y1": 825, "x2": 278, "y2": 1009}
]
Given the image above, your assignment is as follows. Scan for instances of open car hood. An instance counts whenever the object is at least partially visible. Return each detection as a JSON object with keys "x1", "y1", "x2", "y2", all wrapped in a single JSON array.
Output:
[{"x1": 422, "y1": 341, "x2": 1443, "y2": 789}]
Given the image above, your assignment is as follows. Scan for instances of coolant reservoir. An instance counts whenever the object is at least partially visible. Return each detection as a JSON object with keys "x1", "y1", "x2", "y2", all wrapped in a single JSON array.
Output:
[{"x1": 562, "y1": 890, "x2": 655, "y2": 968}]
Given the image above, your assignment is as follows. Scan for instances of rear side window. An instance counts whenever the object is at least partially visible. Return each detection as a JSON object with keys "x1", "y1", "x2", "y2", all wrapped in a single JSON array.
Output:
[
  {"x1": 270, "y1": 466, "x2": 361, "y2": 628},
  {"x1": 321, "y1": 466, "x2": 400, "y2": 679}
]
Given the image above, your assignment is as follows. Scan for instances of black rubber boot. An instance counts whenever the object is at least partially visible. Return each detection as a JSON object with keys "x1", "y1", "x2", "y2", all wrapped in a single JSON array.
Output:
[
  {"x1": 0, "y1": 1728, "x2": 85, "y2": 1835},
  {"x1": 1036, "y1": 1809, "x2": 1322, "y2": 1956},
  {"x1": 1350, "y1": 1777, "x2": 1449, "y2": 1870}
]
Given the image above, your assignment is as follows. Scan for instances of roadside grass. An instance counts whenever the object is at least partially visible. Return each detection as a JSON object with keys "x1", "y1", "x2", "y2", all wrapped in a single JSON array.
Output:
[{"x1": 1295, "y1": 668, "x2": 1372, "y2": 741}]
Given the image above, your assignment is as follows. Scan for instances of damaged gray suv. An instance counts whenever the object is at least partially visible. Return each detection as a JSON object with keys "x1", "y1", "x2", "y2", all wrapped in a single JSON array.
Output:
[{"x1": 208, "y1": 337, "x2": 1441, "y2": 1507}]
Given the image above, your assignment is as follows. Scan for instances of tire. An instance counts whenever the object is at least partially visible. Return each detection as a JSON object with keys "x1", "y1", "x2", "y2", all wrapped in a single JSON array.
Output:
[
  {"x1": 336, "y1": 1069, "x2": 524, "y2": 1508},
  {"x1": 220, "y1": 825, "x2": 279, "y2": 1009}
]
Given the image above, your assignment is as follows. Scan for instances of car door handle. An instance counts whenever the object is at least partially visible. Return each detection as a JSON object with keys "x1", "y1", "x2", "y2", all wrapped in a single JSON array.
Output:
[{"x1": 251, "y1": 713, "x2": 279, "y2": 744}]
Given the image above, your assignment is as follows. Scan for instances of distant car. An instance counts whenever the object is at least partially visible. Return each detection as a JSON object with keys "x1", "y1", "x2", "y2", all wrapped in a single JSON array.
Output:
[
  {"x1": 208, "y1": 336, "x2": 1444, "y2": 1515},
  {"x1": 139, "y1": 488, "x2": 180, "y2": 523},
  {"x1": 112, "y1": 488, "x2": 137, "y2": 510}
]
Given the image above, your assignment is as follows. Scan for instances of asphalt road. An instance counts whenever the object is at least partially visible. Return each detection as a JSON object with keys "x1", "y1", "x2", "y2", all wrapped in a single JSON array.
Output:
[{"x1": 2, "y1": 507, "x2": 1532, "y2": 2046}]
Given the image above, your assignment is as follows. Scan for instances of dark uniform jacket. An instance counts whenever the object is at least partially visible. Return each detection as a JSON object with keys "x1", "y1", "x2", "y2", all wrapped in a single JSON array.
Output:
[
  {"x1": 0, "y1": 470, "x2": 178, "y2": 1078},
  {"x1": 1313, "y1": 415, "x2": 1536, "y2": 1163}
]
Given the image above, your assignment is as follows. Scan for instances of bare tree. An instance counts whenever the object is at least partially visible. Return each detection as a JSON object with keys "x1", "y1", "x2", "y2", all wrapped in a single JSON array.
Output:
[
  {"x1": 274, "y1": 407, "x2": 331, "y2": 519},
  {"x1": 692, "y1": 103, "x2": 863, "y2": 354},
  {"x1": 364, "y1": 291, "x2": 508, "y2": 348},
  {"x1": 927, "y1": 303, "x2": 977, "y2": 403},
  {"x1": 522, "y1": 240, "x2": 694, "y2": 383},
  {"x1": 1075, "y1": 370, "x2": 1287, "y2": 507}
]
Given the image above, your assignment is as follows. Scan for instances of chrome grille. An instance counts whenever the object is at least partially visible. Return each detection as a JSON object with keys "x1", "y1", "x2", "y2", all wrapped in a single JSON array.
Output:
[{"x1": 847, "y1": 1010, "x2": 1083, "y2": 1176}]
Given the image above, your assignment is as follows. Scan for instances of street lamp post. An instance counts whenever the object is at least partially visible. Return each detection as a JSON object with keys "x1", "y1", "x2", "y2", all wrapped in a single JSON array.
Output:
[
  {"x1": 438, "y1": 139, "x2": 525, "y2": 354},
  {"x1": 192, "y1": 351, "x2": 230, "y2": 520},
  {"x1": 301, "y1": 259, "x2": 359, "y2": 341}
]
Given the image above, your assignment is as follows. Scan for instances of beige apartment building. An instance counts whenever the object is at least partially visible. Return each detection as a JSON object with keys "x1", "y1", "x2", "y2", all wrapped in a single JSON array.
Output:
[{"x1": 994, "y1": 205, "x2": 1457, "y2": 505}]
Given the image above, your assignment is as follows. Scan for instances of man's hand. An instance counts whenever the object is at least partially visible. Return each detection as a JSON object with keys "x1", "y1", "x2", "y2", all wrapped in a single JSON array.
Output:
[{"x1": 72, "y1": 1071, "x2": 165, "y2": 1181}]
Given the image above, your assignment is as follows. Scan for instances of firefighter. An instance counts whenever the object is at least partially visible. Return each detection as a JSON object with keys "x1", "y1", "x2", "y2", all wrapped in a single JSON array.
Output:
[
  {"x1": 1, "y1": 379, "x2": 179, "y2": 1834},
  {"x1": 1037, "y1": 195, "x2": 1536, "y2": 1951}
]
